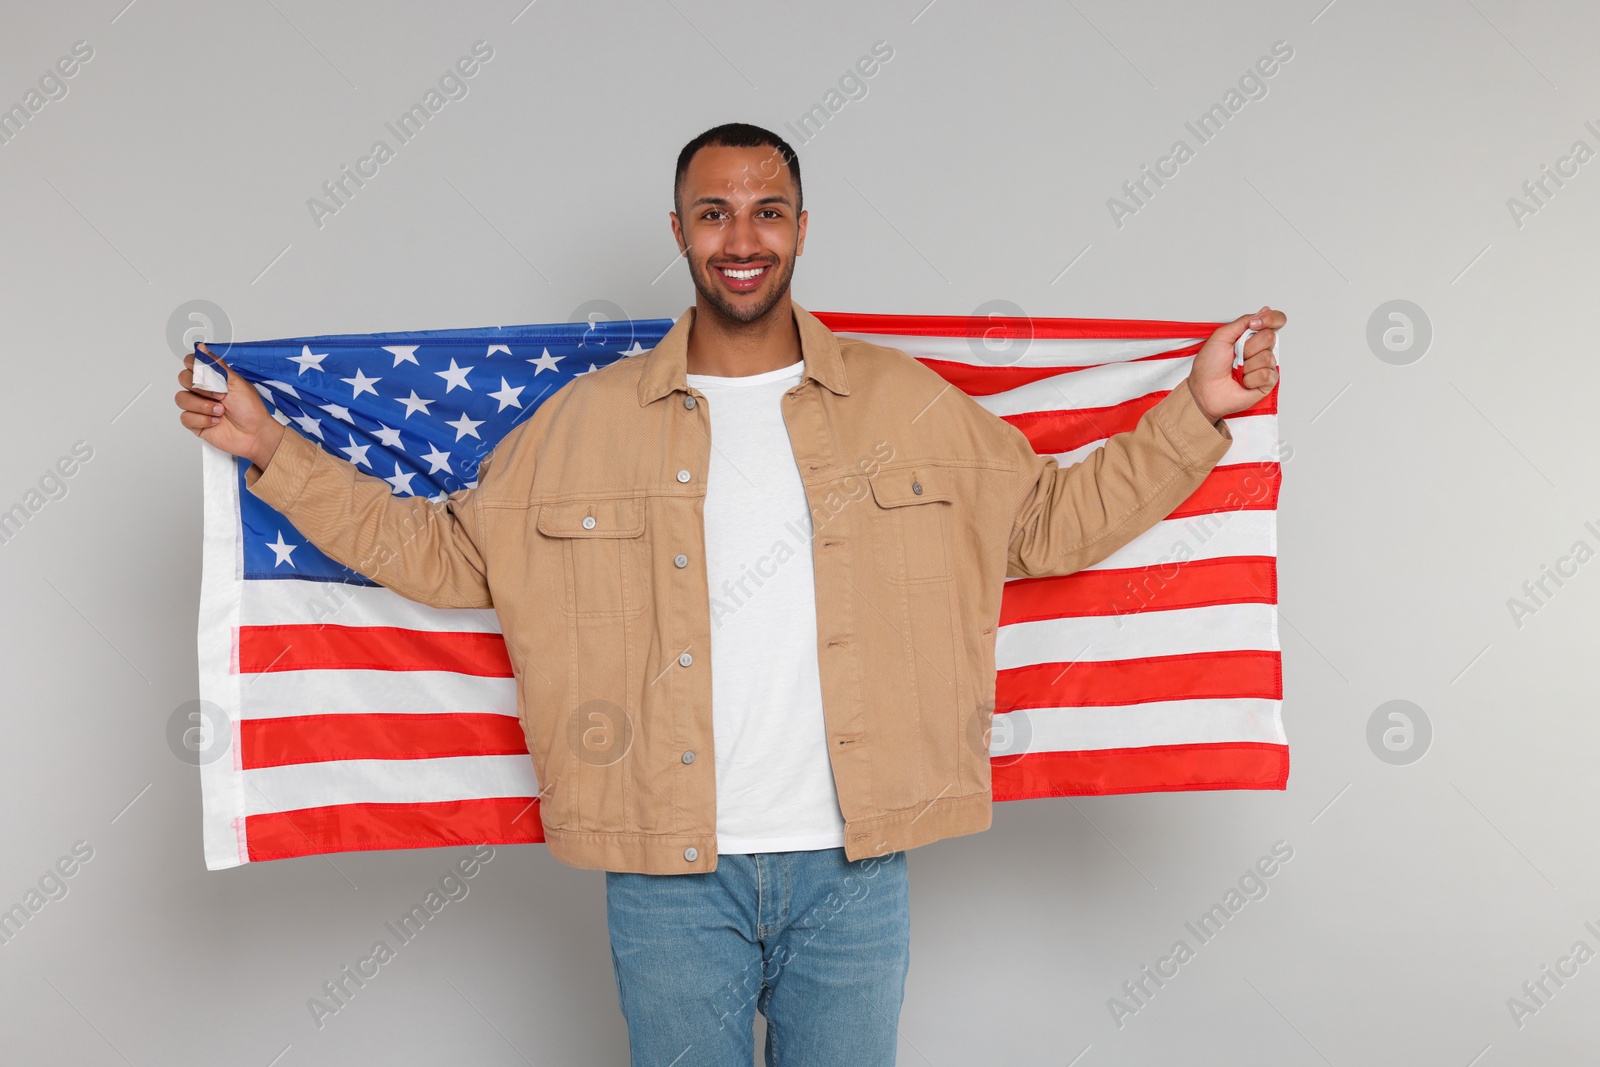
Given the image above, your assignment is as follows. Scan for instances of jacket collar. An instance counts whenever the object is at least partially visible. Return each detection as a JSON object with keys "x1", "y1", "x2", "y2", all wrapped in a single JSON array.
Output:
[{"x1": 636, "y1": 299, "x2": 850, "y2": 405}]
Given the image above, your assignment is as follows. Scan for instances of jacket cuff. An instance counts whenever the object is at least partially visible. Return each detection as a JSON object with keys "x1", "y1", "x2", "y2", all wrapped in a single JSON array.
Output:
[
  {"x1": 244, "y1": 427, "x2": 318, "y2": 510},
  {"x1": 1155, "y1": 380, "x2": 1235, "y2": 467}
]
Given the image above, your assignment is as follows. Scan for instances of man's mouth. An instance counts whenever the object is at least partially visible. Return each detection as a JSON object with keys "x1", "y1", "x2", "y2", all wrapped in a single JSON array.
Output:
[{"x1": 714, "y1": 262, "x2": 772, "y2": 293}]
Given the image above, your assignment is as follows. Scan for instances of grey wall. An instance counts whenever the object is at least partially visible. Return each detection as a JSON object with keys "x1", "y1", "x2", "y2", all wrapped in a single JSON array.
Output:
[{"x1": 2, "y1": 1, "x2": 1596, "y2": 1063}]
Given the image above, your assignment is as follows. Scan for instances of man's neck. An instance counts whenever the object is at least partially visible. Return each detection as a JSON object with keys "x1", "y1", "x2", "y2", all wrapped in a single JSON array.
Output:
[{"x1": 684, "y1": 294, "x2": 804, "y2": 377}]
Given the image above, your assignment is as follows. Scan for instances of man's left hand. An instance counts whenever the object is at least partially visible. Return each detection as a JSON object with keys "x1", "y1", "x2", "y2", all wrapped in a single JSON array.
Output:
[{"x1": 1187, "y1": 305, "x2": 1285, "y2": 424}]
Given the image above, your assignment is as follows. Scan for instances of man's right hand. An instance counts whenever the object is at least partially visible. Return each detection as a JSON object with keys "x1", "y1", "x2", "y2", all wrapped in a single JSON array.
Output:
[{"x1": 174, "y1": 342, "x2": 287, "y2": 470}]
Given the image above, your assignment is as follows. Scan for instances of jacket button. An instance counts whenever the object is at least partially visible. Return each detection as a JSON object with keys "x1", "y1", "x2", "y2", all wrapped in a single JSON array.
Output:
[
  {"x1": 678, "y1": 652, "x2": 693, "y2": 667},
  {"x1": 674, "y1": 553, "x2": 688, "y2": 568},
  {"x1": 582, "y1": 515, "x2": 597, "y2": 529},
  {"x1": 681, "y1": 750, "x2": 695, "y2": 764},
  {"x1": 683, "y1": 395, "x2": 697, "y2": 409},
  {"x1": 676, "y1": 469, "x2": 692, "y2": 483},
  {"x1": 683, "y1": 846, "x2": 698, "y2": 861},
  {"x1": 912, "y1": 482, "x2": 923, "y2": 495}
]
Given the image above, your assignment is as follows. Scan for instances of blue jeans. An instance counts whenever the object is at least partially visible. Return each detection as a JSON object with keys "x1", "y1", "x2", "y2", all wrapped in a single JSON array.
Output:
[{"x1": 605, "y1": 847, "x2": 911, "y2": 1066}]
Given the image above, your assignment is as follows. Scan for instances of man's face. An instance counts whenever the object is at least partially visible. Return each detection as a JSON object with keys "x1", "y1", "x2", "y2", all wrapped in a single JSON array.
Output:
[{"x1": 670, "y1": 144, "x2": 807, "y2": 325}]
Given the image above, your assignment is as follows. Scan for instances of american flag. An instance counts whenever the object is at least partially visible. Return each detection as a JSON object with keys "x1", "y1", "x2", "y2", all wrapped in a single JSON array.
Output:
[{"x1": 194, "y1": 312, "x2": 1284, "y2": 871}]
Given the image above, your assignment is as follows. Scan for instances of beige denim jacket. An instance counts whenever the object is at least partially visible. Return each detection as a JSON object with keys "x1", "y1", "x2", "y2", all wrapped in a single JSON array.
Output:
[{"x1": 244, "y1": 301, "x2": 1233, "y2": 874}]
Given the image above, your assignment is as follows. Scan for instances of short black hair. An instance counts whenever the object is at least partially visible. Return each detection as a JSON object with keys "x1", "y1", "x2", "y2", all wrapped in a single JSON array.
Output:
[{"x1": 673, "y1": 122, "x2": 802, "y2": 218}]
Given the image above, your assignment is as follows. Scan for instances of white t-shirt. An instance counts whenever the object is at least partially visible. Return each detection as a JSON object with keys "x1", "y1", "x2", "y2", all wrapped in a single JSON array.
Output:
[{"x1": 683, "y1": 358, "x2": 847, "y2": 854}]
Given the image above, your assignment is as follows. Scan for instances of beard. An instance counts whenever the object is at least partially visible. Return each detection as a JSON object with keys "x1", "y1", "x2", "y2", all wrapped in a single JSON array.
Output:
[{"x1": 685, "y1": 250, "x2": 796, "y2": 326}]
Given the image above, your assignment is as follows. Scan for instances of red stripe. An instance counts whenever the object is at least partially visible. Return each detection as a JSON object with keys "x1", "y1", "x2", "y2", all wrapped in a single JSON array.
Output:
[
  {"x1": 998, "y1": 650, "x2": 1283, "y2": 711},
  {"x1": 1170, "y1": 462, "x2": 1281, "y2": 519},
  {"x1": 1002, "y1": 556, "x2": 1278, "y2": 626},
  {"x1": 912, "y1": 342, "x2": 1203, "y2": 397},
  {"x1": 991, "y1": 741, "x2": 1289, "y2": 799},
  {"x1": 1005, "y1": 390, "x2": 1168, "y2": 454},
  {"x1": 1005, "y1": 387, "x2": 1278, "y2": 455},
  {"x1": 240, "y1": 712, "x2": 529, "y2": 769},
  {"x1": 245, "y1": 797, "x2": 545, "y2": 861},
  {"x1": 238, "y1": 625, "x2": 513, "y2": 676},
  {"x1": 815, "y1": 311, "x2": 1227, "y2": 340}
]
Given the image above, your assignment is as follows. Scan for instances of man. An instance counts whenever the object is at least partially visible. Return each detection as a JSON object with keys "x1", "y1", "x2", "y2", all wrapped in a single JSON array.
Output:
[{"x1": 175, "y1": 122, "x2": 1282, "y2": 1066}]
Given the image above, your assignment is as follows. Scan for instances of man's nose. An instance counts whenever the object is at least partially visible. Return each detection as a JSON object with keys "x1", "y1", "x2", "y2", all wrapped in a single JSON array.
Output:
[{"x1": 722, "y1": 212, "x2": 762, "y2": 258}]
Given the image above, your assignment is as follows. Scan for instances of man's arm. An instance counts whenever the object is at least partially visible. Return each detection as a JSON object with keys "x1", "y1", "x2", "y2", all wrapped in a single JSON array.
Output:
[
  {"x1": 1004, "y1": 376, "x2": 1232, "y2": 578},
  {"x1": 176, "y1": 345, "x2": 494, "y2": 610},
  {"x1": 244, "y1": 427, "x2": 494, "y2": 609},
  {"x1": 1004, "y1": 307, "x2": 1282, "y2": 578}
]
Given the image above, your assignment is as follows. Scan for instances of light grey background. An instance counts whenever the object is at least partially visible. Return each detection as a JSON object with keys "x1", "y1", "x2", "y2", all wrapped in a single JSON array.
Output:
[{"x1": 2, "y1": 1, "x2": 1595, "y2": 1063}]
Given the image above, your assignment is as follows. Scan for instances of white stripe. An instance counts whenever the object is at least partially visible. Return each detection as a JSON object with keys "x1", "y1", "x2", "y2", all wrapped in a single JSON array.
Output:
[
  {"x1": 242, "y1": 578, "x2": 503, "y2": 632},
  {"x1": 1071, "y1": 510, "x2": 1278, "y2": 571},
  {"x1": 240, "y1": 754, "x2": 540, "y2": 816},
  {"x1": 199, "y1": 445, "x2": 248, "y2": 870},
  {"x1": 1051, "y1": 413, "x2": 1280, "y2": 470},
  {"x1": 836, "y1": 332, "x2": 1205, "y2": 370},
  {"x1": 238, "y1": 669, "x2": 518, "y2": 720},
  {"x1": 972, "y1": 356, "x2": 1192, "y2": 419},
  {"x1": 996, "y1": 603, "x2": 1278, "y2": 669},
  {"x1": 991, "y1": 698, "x2": 1286, "y2": 754}
]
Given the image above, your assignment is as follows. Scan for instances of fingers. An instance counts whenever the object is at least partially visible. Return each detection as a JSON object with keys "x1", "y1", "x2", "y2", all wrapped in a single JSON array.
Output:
[
  {"x1": 1239, "y1": 350, "x2": 1279, "y2": 391},
  {"x1": 175, "y1": 389, "x2": 225, "y2": 416},
  {"x1": 1241, "y1": 365, "x2": 1278, "y2": 391},
  {"x1": 176, "y1": 390, "x2": 226, "y2": 433},
  {"x1": 1242, "y1": 327, "x2": 1276, "y2": 359},
  {"x1": 178, "y1": 409, "x2": 222, "y2": 432}
]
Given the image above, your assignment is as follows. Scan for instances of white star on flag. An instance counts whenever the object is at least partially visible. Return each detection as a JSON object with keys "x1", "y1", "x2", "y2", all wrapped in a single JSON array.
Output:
[
  {"x1": 395, "y1": 391, "x2": 434, "y2": 418},
  {"x1": 446, "y1": 411, "x2": 485, "y2": 441},
  {"x1": 340, "y1": 434, "x2": 372, "y2": 468},
  {"x1": 342, "y1": 368, "x2": 382, "y2": 398},
  {"x1": 266, "y1": 530, "x2": 298, "y2": 567},
  {"x1": 382, "y1": 345, "x2": 420, "y2": 367},
  {"x1": 289, "y1": 346, "x2": 328, "y2": 375},
  {"x1": 383, "y1": 463, "x2": 417, "y2": 495},
  {"x1": 528, "y1": 348, "x2": 562, "y2": 375},
  {"x1": 291, "y1": 412, "x2": 324, "y2": 440},
  {"x1": 488, "y1": 377, "x2": 525, "y2": 411},
  {"x1": 420, "y1": 444, "x2": 453, "y2": 474},
  {"x1": 436, "y1": 359, "x2": 475, "y2": 392}
]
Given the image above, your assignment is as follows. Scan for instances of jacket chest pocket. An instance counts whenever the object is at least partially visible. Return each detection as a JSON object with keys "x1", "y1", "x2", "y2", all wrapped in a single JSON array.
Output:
[
  {"x1": 867, "y1": 466, "x2": 953, "y2": 583},
  {"x1": 536, "y1": 497, "x2": 649, "y2": 616}
]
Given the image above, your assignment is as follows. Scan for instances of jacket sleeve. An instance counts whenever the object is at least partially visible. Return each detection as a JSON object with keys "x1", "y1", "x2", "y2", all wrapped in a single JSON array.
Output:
[
  {"x1": 242, "y1": 427, "x2": 495, "y2": 609},
  {"x1": 1004, "y1": 380, "x2": 1234, "y2": 578}
]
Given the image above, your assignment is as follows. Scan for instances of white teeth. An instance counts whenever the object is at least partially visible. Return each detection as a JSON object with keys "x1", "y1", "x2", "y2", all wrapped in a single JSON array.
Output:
[{"x1": 721, "y1": 267, "x2": 765, "y2": 280}]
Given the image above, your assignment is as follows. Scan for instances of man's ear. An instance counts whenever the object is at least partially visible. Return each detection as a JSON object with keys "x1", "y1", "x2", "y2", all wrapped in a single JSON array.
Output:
[
  {"x1": 669, "y1": 211, "x2": 685, "y2": 254},
  {"x1": 795, "y1": 209, "x2": 807, "y2": 256}
]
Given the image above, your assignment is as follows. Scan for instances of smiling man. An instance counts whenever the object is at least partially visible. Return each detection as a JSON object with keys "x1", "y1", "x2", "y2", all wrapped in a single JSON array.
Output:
[{"x1": 175, "y1": 121, "x2": 1282, "y2": 1067}]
